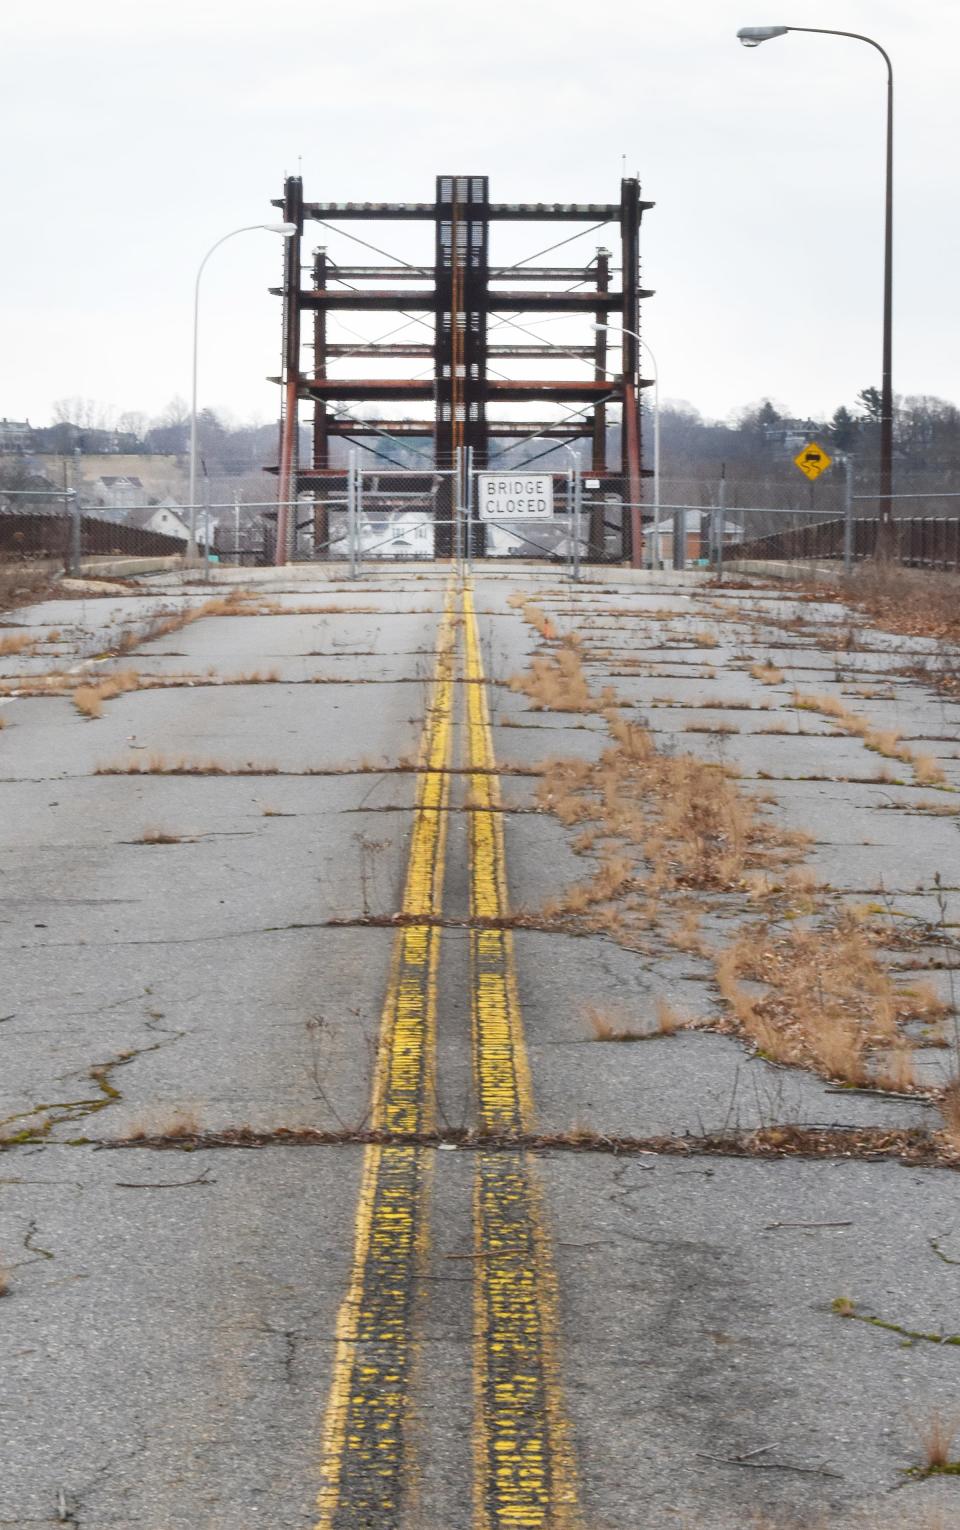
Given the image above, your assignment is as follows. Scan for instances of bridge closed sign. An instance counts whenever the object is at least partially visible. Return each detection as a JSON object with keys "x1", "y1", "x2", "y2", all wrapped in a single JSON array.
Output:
[{"x1": 477, "y1": 474, "x2": 554, "y2": 520}]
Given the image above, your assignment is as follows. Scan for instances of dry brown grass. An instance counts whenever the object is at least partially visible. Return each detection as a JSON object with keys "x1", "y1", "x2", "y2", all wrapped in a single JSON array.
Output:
[
  {"x1": 72, "y1": 668, "x2": 140, "y2": 718},
  {"x1": 513, "y1": 600, "x2": 559, "y2": 641},
  {"x1": 510, "y1": 647, "x2": 616, "y2": 714},
  {"x1": 541, "y1": 852, "x2": 633, "y2": 921},
  {"x1": 229, "y1": 668, "x2": 281, "y2": 684},
  {"x1": 713, "y1": 914, "x2": 930, "y2": 1085},
  {"x1": 914, "y1": 1411, "x2": 959, "y2": 1472},
  {"x1": 110, "y1": 590, "x2": 256, "y2": 657},
  {"x1": 73, "y1": 684, "x2": 105, "y2": 718},
  {"x1": 793, "y1": 687, "x2": 948, "y2": 787},
  {"x1": 750, "y1": 661, "x2": 785, "y2": 684},
  {"x1": 654, "y1": 999, "x2": 688, "y2": 1035},
  {"x1": 0, "y1": 562, "x2": 55, "y2": 613},
  {"x1": 843, "y1": 563, "x2": 960, "y2": 645},
  {"x1": 584, "y1": 1004, "x2": 647, "y2": 1042},
  {"x1": 939, "y1": 1077, "x2": 960, "y2": 1152},
  {"x1": 0, "y1": 1262, "x2": 9, "y2": 1297},
  {"x1": 915, "y1": 753, "x2": 948, "y2": 786},
  {"x1": 125, "y1": 1106, "x2": 201, "y2": 1140},
  {"x1": 691, "y1": 630, "x2": 719, "y2": 647},
  {"x1": 584, "y1": 999, "x2": 687, "y2": 1041},
  {"x1": 0, "y1": 630, "x2": 34, "y2": 656},
  {"x1": 96, "y1": 752, "x2": 276, "y2": 776},
  {"x1": 536, "y1": 710, "x2": 807, "y2": 898},
  {"x1": 683, "y1": 720, "x2": 739, "y2": 734},
  {"x1": 138, "y1": 827, "x2": 186, "y2": 845}
]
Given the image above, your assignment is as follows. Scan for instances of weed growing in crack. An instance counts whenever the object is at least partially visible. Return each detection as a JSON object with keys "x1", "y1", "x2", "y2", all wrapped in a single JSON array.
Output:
[
  {"x1": 750, "y1": 661, "x2": 785, "y2": 685},
  {"x1": 912, "y1": 1411, "x2": 960, "y2": 1475},
  {"x1": 792, "y1": 687, "x2": 949, "y2": 788},
  {"x1": 138, "y1": 828, "x2": 187, "y2": 845},
  {"x1": 510, "y1": 646, "x2": 616, "y2": 714},
  {"x1": 0, "y1": 630, "x2": 35, "y2": 657},
  {"x1": 126, "y1": 1107, "x2": 201, "y2": 1141},
  {"x1": 72, "y1": 668, "x2": 140, "y2": 718}
]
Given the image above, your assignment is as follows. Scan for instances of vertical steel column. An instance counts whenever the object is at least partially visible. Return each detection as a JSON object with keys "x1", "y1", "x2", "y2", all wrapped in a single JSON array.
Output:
[
  {"x1": 590, "y1": 248, "x2": 610, "y2": 558},
  {"x1": 434, "y1": 177, "x2": 455, "y2": 555},
  {"x1": 620, "y1": 178, "x2": 643, "y2": 568},
  {"x1": 312, "y1": 246, "x2": 330, "y2": 556},
  {"x1": 464, "y1": 176, "x2": 489, "y2": 557},
  {"x1": 275, "y1": 175, "x2": 303, "y2": 566}
]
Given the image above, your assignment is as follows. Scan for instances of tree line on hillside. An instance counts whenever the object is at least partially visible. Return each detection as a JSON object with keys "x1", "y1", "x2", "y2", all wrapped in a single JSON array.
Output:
[{"x1": 3, "y1": 387, "x2": 957, "y2": 500}]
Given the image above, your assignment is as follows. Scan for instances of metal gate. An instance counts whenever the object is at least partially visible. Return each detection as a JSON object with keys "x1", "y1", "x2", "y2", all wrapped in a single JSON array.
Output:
[{"x1": 283, "y1": 448, "x2": 630, "y2": 572}]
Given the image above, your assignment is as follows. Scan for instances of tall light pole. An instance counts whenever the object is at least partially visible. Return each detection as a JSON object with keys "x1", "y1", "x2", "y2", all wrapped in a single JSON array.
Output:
[
  {"x1": 594, "y1": 323, "x2": 661, "y2": 566},
  {"x1": 189, "y1": 222, "x2": 296, "y2": 555},
  {"x1": 737, "y1": 25, "x2": 894, "y2": 523}
]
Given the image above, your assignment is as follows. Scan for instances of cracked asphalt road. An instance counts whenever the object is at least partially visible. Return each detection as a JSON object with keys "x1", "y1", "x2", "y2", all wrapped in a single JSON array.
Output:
[{"x1": 2, "y1": 564, "x2": 960, "y2": 1529}]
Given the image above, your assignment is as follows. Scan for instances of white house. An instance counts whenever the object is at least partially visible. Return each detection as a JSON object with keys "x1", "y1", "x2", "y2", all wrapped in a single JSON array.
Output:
[{"x1": 125, "y1": 504, "x2": 191, "y2": 540}]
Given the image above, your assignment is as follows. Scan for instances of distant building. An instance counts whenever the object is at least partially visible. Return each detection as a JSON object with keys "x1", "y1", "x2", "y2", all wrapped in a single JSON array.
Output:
[
  {"x1": 0, "y1": 418, "x2": 31, "y2": 453},
  {"x1": 124, "y1": 504, "x2": 191, "y2": 540},
  {"x1": 90, "y1": 475, "x2": 148, "y2": 512}
]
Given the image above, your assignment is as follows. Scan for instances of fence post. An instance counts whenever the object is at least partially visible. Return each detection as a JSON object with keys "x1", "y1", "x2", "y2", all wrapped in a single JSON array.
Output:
[
  {"x1": 454, "y1": 447, "x2": 463, "y2": 573},
  {"x1": 465, "y1": 446, "x2": 474, "y2": 572},
  {"x1": 572, "y1": 464, "x2": 583, "y2": 583},
  {"x1": 714, "y1": 472, "x2": 725, "y2": 582},
  {"x1": 347, "y1": 450, "x2": 358, "y2": 579},
  {"x1": 843, "y1": 456, "x2": 854, "y2": 578},
  {"x1": 68, "y1": 489, "x2": 81, "y2": 576},
  {"x1": 673, "y1": 505, "x2": 686, "y2": 572}
]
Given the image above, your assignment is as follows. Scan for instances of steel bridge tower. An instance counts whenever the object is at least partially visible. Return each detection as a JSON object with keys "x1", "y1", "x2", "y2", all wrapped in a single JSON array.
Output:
[{"x1": 271, "y1": 174, "x2": 653, "y2": 562}]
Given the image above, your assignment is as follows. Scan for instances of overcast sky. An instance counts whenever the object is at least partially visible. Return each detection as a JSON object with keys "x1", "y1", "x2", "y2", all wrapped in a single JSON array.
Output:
[{"x1": 2, "y1": 0, "x2": 957, "y2": 431}]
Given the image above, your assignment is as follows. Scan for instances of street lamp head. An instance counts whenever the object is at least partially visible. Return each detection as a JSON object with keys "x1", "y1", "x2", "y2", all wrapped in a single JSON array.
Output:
[
  {"x1": 737, "y1": 25, "x2": 789, "y2": 46},
  {"x1": 264, "y1": 221, "x2": 298, "y2": 236},
  {"x1": 592, "y1": 322, "x2": 611, "y2": 333}
]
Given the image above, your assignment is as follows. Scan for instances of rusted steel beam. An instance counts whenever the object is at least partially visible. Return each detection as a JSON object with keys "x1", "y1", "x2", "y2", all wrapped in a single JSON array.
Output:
[
  {"x1": 293, "y1": 289, "x2": 645, "y2": 311},
  {"x1": 321, "y1": 342, "x2": 596, "y2": 360},
  {"x1": 319, "y1": 420, "x2": 595, "y2": 438},
  {"x1": 301, "y1": 378, "x2": 616, "y2": 402},
  {"x1": 287, "y1": 200, "x2": 652, "y2": 221},
  {"x1": 324, "y1": 344, "x2": 436, "y2": 358},
  {"x1": 487, "y1": 346, "x2": 596, "y2": 359},
  {"x1": 328, "y1": 266, "x2": 598, "y2": 281}
]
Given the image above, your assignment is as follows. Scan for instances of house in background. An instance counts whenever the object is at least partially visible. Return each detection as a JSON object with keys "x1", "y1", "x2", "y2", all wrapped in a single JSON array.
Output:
[
  {"x1": 89, "y1": 475, "x2": 148, "y2": 513},
  {"x1": 0, "y1": 418, "x2": 32, "y2": 454},
  {"x1": 124, "y1": 504, "x2": 191, "y2": 541}
]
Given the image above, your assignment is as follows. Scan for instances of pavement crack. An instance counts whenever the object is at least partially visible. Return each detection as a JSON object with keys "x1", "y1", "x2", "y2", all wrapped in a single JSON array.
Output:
[
  {"x1": 86, "y1": 1120, "x2": 960, "y2": 1169},
  {"x1": 23, "y1": 1217, "x2": 55, "y2": 1262}
]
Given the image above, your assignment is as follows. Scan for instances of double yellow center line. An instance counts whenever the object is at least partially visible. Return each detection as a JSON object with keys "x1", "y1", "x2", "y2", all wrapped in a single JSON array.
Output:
[{"x1": 316, "y1": 581, "x2": 579, "y2": 1530}]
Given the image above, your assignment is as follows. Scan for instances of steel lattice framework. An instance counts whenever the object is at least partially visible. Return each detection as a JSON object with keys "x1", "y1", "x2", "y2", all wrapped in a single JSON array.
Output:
[{"x1": 270, "y1": 174, "x2": 653, "y2": 562}]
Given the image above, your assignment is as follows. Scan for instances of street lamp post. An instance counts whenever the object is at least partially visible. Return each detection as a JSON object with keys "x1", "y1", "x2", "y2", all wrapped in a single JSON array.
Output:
[
  {"x1": 189, "y1": 222, "x2": 296, "y2": 556},
  {"x1": 594, "y1": 324, "x2": 662, "y2": 567},
  {"x1": 737, "y1": 24, "x2": 894, "y2": 522}
]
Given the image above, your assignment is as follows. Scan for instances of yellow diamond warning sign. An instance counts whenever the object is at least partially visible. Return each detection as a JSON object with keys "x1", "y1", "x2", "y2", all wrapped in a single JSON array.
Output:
[{"x1": 794, "y1": 441, "x2": 832, "y2": 481}]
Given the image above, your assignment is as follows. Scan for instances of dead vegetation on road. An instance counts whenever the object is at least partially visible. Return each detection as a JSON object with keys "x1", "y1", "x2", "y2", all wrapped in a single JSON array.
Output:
[{"x1": 509, "y1": 595, "x2": 959, "y2": 1115}]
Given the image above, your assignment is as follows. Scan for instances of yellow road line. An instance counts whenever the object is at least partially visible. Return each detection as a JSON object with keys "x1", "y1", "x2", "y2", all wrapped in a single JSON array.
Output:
[
  {"x1": 463, "y1": 583, "x2": 581, "y2": 1530},
  {"x1": 315, "y1": 586, "x2": 457, "y2": 1530}
]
